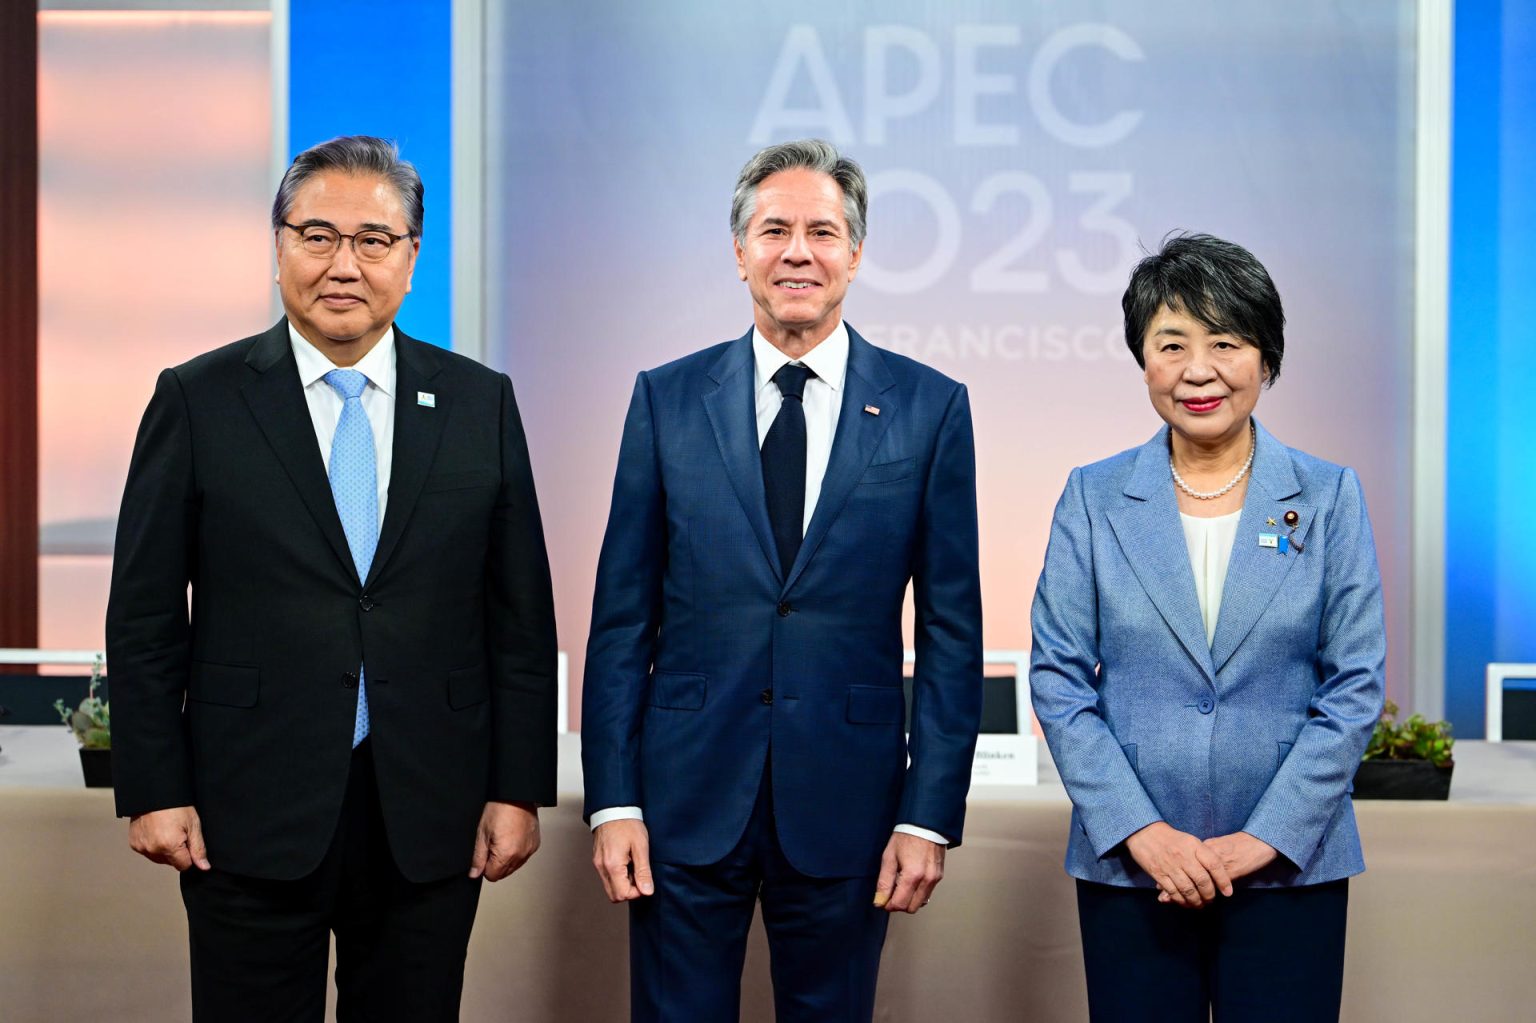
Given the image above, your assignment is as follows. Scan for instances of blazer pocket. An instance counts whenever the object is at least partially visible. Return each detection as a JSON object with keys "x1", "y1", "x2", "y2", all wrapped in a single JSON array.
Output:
[
  {"x1": 846, "y1": 685, "x2": 905, "y2": 725},
  {"x1": 423, "y1": 469, "x2": 498, "y2": 494},
  {"x1": 187, "y1": 662, "x2": 259, "y2": 708},
  {"x1": 648, "y1": 672, "x2": 706, "y2": 710},
  {"x1": 858, "y1": 457, "x2": 918, "y2": 486},
  {"x1": 447, "y1": 664, "x2": 490, "y2": 709},
  {"x1": 1121, "y1": 742, "x2": 1139, "y2": 771}
]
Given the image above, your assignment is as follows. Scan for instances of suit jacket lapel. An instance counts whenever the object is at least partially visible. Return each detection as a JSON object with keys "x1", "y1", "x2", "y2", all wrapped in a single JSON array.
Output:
[
  {"x1": 366, "y1": 330, "x2": 448, "y2": 589},
  {"x1": 1208, "y1": 420, "x2": 1314, "y2": 675},
  {"x1": 701, "y1": 330, "x2": 781, "y2": 579},
  {"x1": 241, "y1": 320, "x2": 359, "y2": 583},
  {"x1": 782, "y1": 328, "x2": 894, "y2": 593},
  {"x1": 1105, "y1": 427, "x2": 1216, "y2": 684}
]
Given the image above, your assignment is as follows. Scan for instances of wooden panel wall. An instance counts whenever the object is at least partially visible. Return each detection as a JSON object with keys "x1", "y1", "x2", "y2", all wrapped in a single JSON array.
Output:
[{"x1": 0, "y1": 2, "x2": 40, "y2": 660}]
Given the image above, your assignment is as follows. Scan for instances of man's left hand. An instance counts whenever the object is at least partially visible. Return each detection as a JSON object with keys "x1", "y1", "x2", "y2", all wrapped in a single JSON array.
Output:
[
  {"x1": 873, "y1": 832, "x2": 945, "y2": 914},
  {"x1": 469, "y1": 801, "x2": 540, "y2": 881}
]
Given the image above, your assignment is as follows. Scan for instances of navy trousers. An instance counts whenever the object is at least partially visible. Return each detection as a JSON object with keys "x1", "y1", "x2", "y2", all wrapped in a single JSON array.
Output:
[
  {"x1": 1076, "y1": 877, "x2": 1349, "y2": 1023},
  {"x1": 629, "y1": 767, "x2": 890, "y2": 1022}
]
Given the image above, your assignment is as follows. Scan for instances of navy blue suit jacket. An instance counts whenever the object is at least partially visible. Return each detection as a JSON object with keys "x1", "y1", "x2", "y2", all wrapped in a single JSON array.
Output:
[
  {"x1": 581, "y1": 326, "x2": 983, "y2": 877},
  {"x1": 1030, "y1": 422, "x2": 1385, "y2": 887}
]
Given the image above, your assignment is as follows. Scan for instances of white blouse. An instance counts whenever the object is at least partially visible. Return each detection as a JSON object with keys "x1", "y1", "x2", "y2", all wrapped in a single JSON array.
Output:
[{"x1": 1179, "y1": 510, "x2": 1242, "y2": 645}]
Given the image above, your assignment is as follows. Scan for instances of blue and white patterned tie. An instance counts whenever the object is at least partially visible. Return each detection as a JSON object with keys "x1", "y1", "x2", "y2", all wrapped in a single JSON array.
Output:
[{"x1": 324, "y1": 369, "x2": 376, "y2": 747}]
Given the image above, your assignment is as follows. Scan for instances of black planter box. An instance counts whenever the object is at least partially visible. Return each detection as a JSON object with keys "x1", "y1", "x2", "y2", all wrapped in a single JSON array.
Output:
[
  {"x1": 0, "y1": 674, "x2": 102, "y2": 724},
  {"x1": 78, "y1": 747, "x2": 113, "y2": 788},
  {"x1": 1351, "y1": 759, "x2": 1453, "y2": 800}
]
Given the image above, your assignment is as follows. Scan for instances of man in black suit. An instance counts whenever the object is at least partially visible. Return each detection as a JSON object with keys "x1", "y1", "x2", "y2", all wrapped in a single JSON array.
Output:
[{"x1": 106, "y1": 135, "x2": 557, "y2": 1022}]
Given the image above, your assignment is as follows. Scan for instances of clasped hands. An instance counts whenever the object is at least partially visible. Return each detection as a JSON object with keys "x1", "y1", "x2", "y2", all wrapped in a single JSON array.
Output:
[
  {"x1": 1124, "y1": 821, "x2": 1277, "y2": 908},
  {"x1": 128, "y1": 800, "x2": 540, "y2": 882},
  {"x1": 592, "y1": 820, "x2": 944, "y2": 914}
]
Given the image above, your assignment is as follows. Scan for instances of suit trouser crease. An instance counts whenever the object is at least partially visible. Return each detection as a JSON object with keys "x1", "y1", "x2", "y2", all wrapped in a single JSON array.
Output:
[
  {"x1": 629, "y1": 765, "x2": 889, "y2": 1023},
  {"x1": 180, "y1": 741, "x2": 482, "y2": 1023}
]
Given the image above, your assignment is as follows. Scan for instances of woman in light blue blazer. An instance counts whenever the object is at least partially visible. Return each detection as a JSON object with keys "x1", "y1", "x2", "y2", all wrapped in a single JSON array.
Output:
[{"x1": 1030, "y1": 234, "x2": 1385, "y2": 1023}]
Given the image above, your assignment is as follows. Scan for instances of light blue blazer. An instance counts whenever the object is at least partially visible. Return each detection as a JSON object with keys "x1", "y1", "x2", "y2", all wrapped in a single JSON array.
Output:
[{"x1": 1029, "y1": 421, "x2": 1385, "y2": 888}]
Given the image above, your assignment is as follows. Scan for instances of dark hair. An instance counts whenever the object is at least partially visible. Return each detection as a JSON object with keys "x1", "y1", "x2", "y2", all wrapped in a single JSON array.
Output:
[
  {"x1": 272, "y1": 135, "x2": 424, "y2": 238},
  {"x1": 730, "y1": 139, "x2": 868, "y2": 251},
  {"x1": 1122, "y1": 233, "x2": 1285, "y2": 384}
]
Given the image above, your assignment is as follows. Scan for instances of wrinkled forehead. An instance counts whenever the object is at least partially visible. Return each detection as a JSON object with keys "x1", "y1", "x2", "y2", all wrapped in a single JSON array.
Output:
[
  {"x1": 750, "y1": 169, "x2": 848, "y2": 226},
  {"x1": 287, "y1": 171, "x2": 406, "y2": 229}
]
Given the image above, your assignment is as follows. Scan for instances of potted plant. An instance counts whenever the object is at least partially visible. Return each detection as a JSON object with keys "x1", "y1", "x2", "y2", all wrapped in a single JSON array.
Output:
[
  {"x1": 53, "y1": 654, "x2": 111, "y2": 788},
  {"x1": 1352, "y1": 699, "x2": 1453, "y2": 800}
]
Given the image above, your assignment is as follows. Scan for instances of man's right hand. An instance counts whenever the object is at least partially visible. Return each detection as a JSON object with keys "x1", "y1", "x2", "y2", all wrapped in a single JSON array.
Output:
[
  {"x1": 591, "y1": 819, "x2": 654, "y2": 902},
  {"x1": 1124, "y1": 820, "x2": 1231, "y2": 907},
  {"x1": 128, "y1": 806, "x2": 211, "y2": 872}
]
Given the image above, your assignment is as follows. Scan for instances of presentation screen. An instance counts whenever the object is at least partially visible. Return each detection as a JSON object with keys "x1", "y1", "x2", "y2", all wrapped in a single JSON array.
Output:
[{"x1": 485, "y1": 2, "x2": 1417, "y2": 725}]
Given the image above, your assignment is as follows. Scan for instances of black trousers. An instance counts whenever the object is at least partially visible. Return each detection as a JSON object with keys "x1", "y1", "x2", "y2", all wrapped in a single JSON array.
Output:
[
  {"x1": 629, "y1": 769, "x2": 891, "y2": 1023},
  {"x1": 1076, "y1": 878, "x2": 1349, "y2": 1023},
  {"x1": 179, "y1": 741, "x2": 482, "y2": 1023}
]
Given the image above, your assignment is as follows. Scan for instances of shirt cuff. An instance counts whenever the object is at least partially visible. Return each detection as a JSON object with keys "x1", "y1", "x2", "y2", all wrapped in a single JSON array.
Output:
[
  {"x1": 590, "y1": 806, "x2": 643, "y2": 831},
  {"x1": 894, "y1": 823, "x2": 949, "y2": 846}
]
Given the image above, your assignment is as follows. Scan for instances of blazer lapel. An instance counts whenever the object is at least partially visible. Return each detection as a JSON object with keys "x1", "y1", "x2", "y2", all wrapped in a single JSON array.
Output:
[
  {"x1": 366, "y1": 330, "x2": 448, "y2": 589},
  {"x1": 701, "y1": 330, "x2": 781, "y2": 579},
  {"x1": 782, "y1": 328, "x2": 894, "y2": 594},
  {"x1": 1208, "y1": 420, "x2": 1314, "y2": 675},
  {"x1": 241, "y1": 320, "x2": 359, "y2": 583},
  {"x1": 1105, "y1": 427, "x2": 1216, "y2": 684}
]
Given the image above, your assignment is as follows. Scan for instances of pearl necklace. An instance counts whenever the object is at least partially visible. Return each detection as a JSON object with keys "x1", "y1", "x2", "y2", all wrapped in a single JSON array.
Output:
[{"x1": 1170, "y1": 422, "x2": 1256, "y2": 500}]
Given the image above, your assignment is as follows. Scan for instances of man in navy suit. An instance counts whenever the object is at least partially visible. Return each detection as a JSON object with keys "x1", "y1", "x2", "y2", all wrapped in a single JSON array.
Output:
[{"x1": 581, "y1": 140, "x2": 983, "y2": 1021}]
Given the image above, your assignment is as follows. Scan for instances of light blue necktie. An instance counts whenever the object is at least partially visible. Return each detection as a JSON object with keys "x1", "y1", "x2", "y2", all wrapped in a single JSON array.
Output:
[{"x1": 324, "y1": 369, "x2": 376, "y2": 748}]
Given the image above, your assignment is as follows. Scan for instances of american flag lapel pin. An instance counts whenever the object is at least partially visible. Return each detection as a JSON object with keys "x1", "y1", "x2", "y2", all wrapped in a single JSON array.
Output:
[{"x1": 863, "y1": 404, "x2": 880, "y2": 416}]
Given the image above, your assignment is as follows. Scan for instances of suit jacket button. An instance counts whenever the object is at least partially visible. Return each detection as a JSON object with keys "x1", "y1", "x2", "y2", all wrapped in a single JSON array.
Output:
[
  {"x1": 1198, "y1": 698, "x2": 1214, "y2": 714},
  {"x1": 341, "y1": 672, "x2": 358, "y2": 689},
  {"x1": 777, "y1": 602, "x2": 792, "y2": 617},
  {"x1": 760, "y1": 688, "x2": 773, "y2": 705},
  {"x1": 359, "y1": 595, "x2": 375, "y2": 611}
]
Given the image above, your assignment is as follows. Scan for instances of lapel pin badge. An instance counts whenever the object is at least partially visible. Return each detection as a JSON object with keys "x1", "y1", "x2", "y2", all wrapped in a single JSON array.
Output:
[
  {"x1": 863, "y1": 404, "x2": 880, "y2": 416},
  {"x1": 1261, "y1": 510, "x2": 1305, "y2": 555},
  {"x1": 417, "y1": 392, "x2": 436, "y2": 408},
  {"x1": 1259, "y1": 531, "x2": 1293, "y2": 554},
  {"x1": 1284, "y1": 509, "x2": 1306, "y2": 554}
]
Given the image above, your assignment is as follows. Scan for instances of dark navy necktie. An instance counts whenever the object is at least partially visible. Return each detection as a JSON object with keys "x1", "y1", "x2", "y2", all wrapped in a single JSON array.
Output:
[{"x1": 762, "y1": 362, "x2": 816, "y2": 578}]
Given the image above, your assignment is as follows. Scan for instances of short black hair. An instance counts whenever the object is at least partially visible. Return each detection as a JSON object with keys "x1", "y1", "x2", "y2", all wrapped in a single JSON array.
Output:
[{"x1": 1122, "y1": 232, "x2": 1285, "y2": 385}]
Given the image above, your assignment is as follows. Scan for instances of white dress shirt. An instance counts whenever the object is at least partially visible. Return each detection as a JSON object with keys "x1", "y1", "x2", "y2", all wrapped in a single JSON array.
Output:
[
  {"x1": 751, "y1": 322, "x2": 847, "y2": 533},
  {"x1": 1179, "y1": 510, "x2": 1242, "y2": 645},
  {"x1": 288, "y1": 323, "x2": 395, "y2": 526},
  {"x1": 591, "y1": 323, "x2": 949, "y2": 847}
]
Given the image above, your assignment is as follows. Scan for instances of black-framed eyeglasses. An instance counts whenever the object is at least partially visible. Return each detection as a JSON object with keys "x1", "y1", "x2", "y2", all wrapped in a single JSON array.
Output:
[{"x1": 282, "y1": 222, "x2": 414, "y2": 262}]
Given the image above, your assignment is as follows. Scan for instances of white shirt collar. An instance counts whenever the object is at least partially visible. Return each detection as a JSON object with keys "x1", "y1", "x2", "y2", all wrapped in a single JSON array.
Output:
[
  {"x1": 751, "y1": 321, "x2": 849, "y2": 394},
  {"x1": 288, "y1": 322, "x2": 396, "y2": 396}
]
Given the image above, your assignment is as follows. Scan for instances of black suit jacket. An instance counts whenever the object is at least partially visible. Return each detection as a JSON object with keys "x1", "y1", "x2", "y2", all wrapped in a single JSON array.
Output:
[{"x1": 106, "y1": 320, "x2": 557, "y2": 882}]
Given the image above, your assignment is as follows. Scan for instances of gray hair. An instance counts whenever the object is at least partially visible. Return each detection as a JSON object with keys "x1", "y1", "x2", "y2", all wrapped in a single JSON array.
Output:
[
  {"x1": 271, "y1": 135, "x2": 424, "y2": 238},
  {"x1": 730, "y1": 139, "x2": 868, "y2": 251}
]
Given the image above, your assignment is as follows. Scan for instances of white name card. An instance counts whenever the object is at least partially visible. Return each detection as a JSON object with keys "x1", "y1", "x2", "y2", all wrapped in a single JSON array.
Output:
[{"x1": 970, "y1": 733, "x2": 1038, "y2": 786}]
